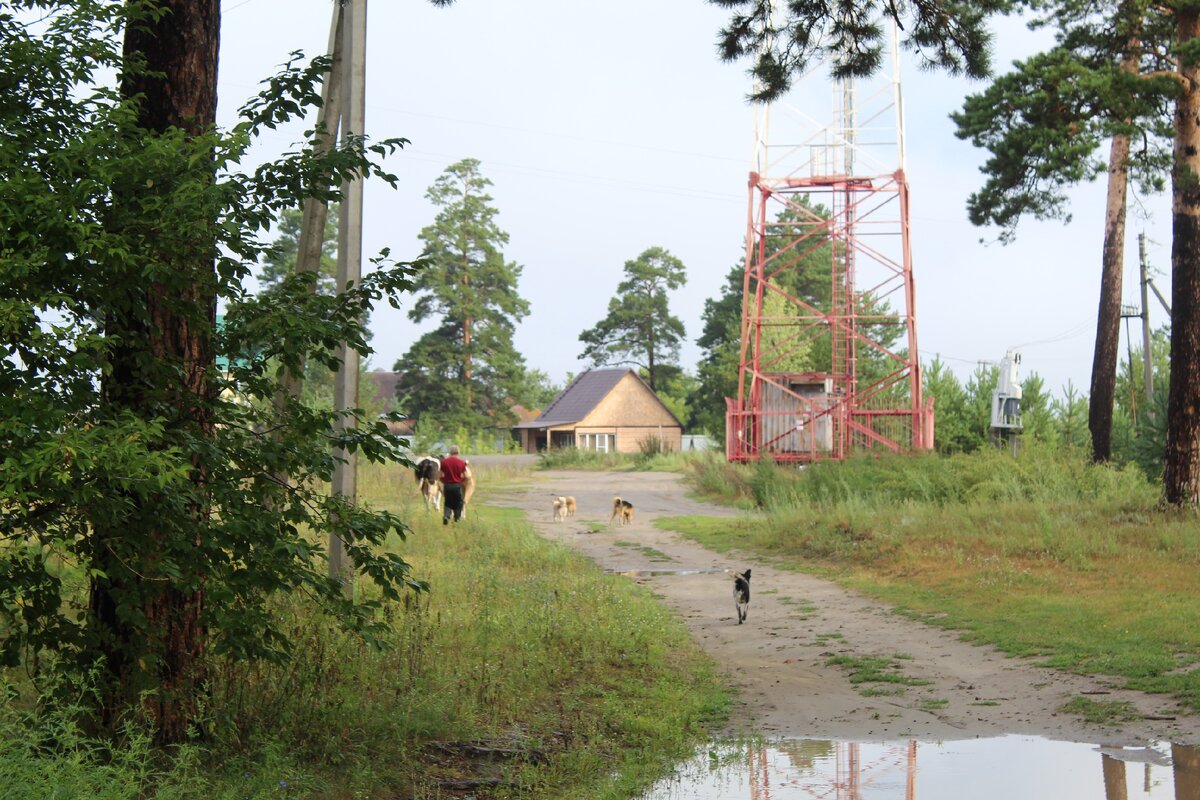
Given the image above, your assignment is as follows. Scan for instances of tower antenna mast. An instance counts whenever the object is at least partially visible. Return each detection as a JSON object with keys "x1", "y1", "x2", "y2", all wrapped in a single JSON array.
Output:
[{"x1": 726, "y1": 19, "x2": 933, "y2": 462}]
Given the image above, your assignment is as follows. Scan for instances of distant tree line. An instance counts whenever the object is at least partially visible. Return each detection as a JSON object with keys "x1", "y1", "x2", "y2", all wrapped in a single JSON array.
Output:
[{"x1": 376, "y1": 158, "x2": 1171, "y2": 485}]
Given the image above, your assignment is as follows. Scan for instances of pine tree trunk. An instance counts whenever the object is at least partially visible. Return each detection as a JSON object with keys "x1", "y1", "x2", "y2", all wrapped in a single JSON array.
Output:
[
  {"x1": 93, "y1": 0, "x2": 220, "y2": 743},
  {"x1": 462, "y1": 256, "x2": 472, "y2": 405},
  {"x1": 1088, "y1": 130, "x2": 1131, "y2": 462},
  {"x1": 1165, "y1": 10, "x2": 1200, "y2": 507},
  {"x1": 647, "y1": 315, "x2": 657, "y2": 391}
]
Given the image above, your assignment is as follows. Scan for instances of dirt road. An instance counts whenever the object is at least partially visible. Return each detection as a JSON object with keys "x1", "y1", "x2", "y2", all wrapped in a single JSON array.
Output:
[{"x1": 492, "y1": 468, "x2": 1200, "y2": 745}]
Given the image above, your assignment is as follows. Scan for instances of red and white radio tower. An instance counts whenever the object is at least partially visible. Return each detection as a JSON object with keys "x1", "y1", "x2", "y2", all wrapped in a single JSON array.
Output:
[{"x1": 725, "y1": 25, "x2": 934, "y2": 463}]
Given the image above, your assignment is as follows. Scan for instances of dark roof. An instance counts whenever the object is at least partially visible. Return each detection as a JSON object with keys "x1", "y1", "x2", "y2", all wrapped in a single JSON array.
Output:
[{"x1": 513, "y1": 368, "x2": 630, "y2": 429}]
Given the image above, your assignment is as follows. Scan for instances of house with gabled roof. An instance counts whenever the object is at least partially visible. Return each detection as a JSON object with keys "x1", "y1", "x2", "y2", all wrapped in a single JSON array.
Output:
[{"x1": 513, "y1": 367, "x2": 682, "y2": 454}]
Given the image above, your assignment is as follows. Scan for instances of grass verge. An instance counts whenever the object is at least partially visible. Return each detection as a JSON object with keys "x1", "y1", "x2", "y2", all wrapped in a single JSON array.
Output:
[{"x1": 2, "y1": 460, "x2": 727, "y2": 799}]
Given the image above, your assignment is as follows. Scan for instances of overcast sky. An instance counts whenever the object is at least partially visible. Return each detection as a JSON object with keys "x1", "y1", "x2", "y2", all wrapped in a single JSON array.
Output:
[{"x1": 217, "y1": 0, "x2": 1173, "y2": 401}]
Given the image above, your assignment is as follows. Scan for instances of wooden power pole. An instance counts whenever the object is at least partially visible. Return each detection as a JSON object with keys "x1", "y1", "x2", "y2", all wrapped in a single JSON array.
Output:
[{"x1": 327, "y1": 0, "x2": 368, "y2": 588}]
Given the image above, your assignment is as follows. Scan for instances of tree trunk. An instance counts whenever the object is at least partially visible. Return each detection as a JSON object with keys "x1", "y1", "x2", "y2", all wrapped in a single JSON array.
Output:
[
  {"x1": 1165, "y1": 10, "x2": 1200, "y2": 507},
  {"x1": 92, "y1": 0, "x2": 220, "y2": 743},
  {"x1": 1088, "y1": 129, "x2": 1131, "y2": 462},
  {"x1": 462, "y1": 253, "x2": 472, "y2": 405},
  {"x1": 647, "y1": 316, "x2": 657, "y2": 390},
  {"x1": 1090, "y1": 32, "x2": 1139, "y2": 464}
]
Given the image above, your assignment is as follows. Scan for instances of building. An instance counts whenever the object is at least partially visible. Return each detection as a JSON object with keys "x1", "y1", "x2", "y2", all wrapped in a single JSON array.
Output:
[{"x1": 513, "y1": 368, "x2": 682, "y2": 454}]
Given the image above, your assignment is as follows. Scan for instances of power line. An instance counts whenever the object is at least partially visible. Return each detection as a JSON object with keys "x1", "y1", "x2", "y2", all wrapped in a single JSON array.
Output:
[
  {"x1": 397, "y1": 150, "x2": 742, "y2": 205},
  {"x1": 1008, "y1": 319, "x2": 1092, "y2": 350}
]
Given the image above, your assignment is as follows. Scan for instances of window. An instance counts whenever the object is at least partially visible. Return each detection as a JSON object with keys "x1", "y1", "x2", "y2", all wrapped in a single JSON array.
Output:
[{"x1": 579, "y1": 433, "x2": 614, "y2": 452}]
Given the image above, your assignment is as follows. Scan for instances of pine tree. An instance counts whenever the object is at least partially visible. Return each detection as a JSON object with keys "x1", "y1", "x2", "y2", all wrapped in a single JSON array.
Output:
[
  {"x1": 394, "y1": 158, "x2": 531, "y2": 431},
  {"x1": 259, "y1": 204, "x2": 340, "y2": 296},
  {"x1": 710, "y1": 0, "x2": 995, "y2": 101},
  {"x1": 578, "y1": 246, "x2": 687, "y2": 391},
  {"x1": 950, "y1": 3, "x2": 1173, "y2": 463},
  {"x1": 922, "y1": 359, "x2": 977, "y2": 453}
]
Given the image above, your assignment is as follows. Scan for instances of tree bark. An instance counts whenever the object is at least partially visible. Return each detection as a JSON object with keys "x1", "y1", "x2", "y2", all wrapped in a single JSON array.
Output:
[
  {"x1": 92, "y1": 0, "x2": 220, "y2": 743},
  {"x1": 1166, "y1": 10, "x2": 1200, "y2": 506},
  {"x1": 1089, "y1": 129, "x2": 1131, "y2": 462},
  {"x1": 1165, "y1": 9, "x2": 1200, "y2": 507}
]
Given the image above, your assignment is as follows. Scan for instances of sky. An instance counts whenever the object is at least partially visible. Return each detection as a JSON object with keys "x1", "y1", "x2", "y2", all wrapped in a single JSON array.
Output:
[{"x1": 216, "y1": 0, "x2": 1174, "y2": 401}]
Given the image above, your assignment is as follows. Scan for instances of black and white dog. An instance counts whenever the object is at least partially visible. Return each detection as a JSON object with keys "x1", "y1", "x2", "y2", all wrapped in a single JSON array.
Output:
[{"x1": 733, "y1": 569, "x2": 751, "y2": 624}]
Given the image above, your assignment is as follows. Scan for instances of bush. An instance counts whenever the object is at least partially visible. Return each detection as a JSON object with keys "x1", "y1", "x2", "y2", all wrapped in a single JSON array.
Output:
[{"x1": 537, "y1": 447, "x2": 627, "y2": 470}]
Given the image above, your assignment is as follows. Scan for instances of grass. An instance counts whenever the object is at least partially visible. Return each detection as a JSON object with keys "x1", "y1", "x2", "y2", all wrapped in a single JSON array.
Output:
[
  {"x1": 2, "y1": 459, "x2": 729, "y2": 799},
  {"x1": 824, "y1": 655, "x2": 932, "y2": 689},
  {"x1": 1058, "y1": 697, "x2": 1142, "y2": 725},
  {"x1": 615, "y1": 541, "x2": 675, "y2": 562},
  {"x1": 665, "y1": 446, "x2": 1200, "y2": 717},
  {"x1": 536, "y1": 447, "x2": 699, "y2": 473}
]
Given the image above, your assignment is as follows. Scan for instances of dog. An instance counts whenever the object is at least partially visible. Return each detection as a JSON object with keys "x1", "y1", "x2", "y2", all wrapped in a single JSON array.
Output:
[
  {"x1": 461, "y1": 463, "x2": 475, "y2": 519},
  {"x1": 610, "y1": 496, "x2": 634, "y2": 527},
  {"x1": 414, "y1": 456, "x2": 442, "y2": 511},
  {"x1": 733, "y1": 569, "x2": 751, "y2": 624},
  {"x1": 553, "y1": 496, "x2": 568, "y2": 522},
  {"x1": 565, "y1": 496, "x2": 577, "y2": 519}
]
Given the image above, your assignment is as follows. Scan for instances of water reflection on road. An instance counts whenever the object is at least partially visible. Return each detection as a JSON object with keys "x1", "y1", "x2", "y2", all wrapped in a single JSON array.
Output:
[{"x1": 644, "y1": 737, "x2": 1200, "y2": 799}]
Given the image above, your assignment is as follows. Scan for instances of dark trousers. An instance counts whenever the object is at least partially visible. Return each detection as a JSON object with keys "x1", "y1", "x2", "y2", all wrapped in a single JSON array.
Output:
[{"x1": 443, "y1": 482, "x2": 464, "y2": 524}]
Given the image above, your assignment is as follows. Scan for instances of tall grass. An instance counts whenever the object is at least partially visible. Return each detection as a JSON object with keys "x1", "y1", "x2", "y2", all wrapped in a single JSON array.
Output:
[
  {"x1": 676, "y1": 447, "x2": 1200, "y2": 712},
  {"x1": 719, "y1": 446, "x2": 1159, "y2": 512},
  {"x1": 3, "y1": 459, "x2": 726, "y2": 798}
]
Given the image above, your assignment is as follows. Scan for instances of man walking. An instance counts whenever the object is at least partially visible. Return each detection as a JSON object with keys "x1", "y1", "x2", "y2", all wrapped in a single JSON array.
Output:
[{"x1": 439, "y1": 445, "x2": 469, "y2": 525}]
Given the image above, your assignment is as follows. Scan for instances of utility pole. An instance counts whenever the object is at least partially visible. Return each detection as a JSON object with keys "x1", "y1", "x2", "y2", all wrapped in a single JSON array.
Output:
[
  {"x1": 329, "y1": 0, "x2": 367, "y2": 589},
  {"x1": 1138, "y1": 233, "x2": 1154, "y2": 412},
  {"x1": 276, "y1": 6, "x2": 344, "y2": 413}
]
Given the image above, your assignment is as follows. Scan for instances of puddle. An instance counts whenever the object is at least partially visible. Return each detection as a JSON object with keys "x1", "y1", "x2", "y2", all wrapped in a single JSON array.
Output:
[
  {"x1": 642, "y1": 736, "x2": 1200, "y2": 798},
  {"x1": 605, "y1": 567, "x2": 728, "y2": 577}
]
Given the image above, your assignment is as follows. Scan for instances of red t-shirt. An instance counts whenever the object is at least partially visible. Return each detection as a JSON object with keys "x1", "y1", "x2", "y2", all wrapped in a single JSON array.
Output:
[{"x1": 440, "y1": 455, "x2": 469, "y2": 485}]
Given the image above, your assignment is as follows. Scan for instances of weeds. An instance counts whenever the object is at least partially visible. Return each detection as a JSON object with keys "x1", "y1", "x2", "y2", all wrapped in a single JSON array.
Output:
[
  {"x1": 825, "y1": 655, "x2": 932, "y2": 688},
  {"x1": 1058, "y1": 697, "x2": 1142, "y2": 725}
]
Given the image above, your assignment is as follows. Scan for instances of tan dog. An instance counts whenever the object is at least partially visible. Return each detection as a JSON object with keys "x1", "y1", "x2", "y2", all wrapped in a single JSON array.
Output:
[
  {"x1": 553, "y1": 496, "x2": 568, "y2": 522},
  {"x1": 565, "y1": 496, "x2": 577, "y2": 519},
  {"x1": 610, "y1": 496, "x2": 634, "y2": 527},
  {"x1": 461, "y1": 464, "x2": 475, "y2": 519}
]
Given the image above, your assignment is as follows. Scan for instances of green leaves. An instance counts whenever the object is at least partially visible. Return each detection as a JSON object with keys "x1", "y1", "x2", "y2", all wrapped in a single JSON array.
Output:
[
  {"x1": 578, "y1": 246, "x2": 688, "y2": 390},
  {"x1": 0, "y1": 0, "x2": 426, "y2": 706}
]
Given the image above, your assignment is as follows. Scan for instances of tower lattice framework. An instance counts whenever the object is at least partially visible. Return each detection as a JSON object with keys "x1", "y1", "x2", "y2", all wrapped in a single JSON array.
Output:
[{"x1": 725, "y1": 30, "x2": 934, "y2": 462}]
